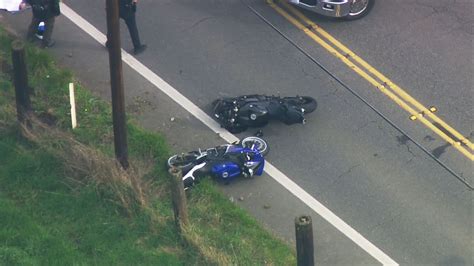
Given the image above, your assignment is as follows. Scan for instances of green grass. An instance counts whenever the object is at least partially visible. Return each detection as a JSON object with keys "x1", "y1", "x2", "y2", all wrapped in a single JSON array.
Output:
[
  {"x1": 0, "y1": 27, "x2": 295, "y2": 265},
  {"x1": 0, "y1": 130, "x2": 183, "y2": 265}
]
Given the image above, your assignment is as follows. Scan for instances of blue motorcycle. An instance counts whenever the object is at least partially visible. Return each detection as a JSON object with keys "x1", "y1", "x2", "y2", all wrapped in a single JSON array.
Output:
[{"x1": 167, "y1": 136, "x2": 269, "y2": 190}]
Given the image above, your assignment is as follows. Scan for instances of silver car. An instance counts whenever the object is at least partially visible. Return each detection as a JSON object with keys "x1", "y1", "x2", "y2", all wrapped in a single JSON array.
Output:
[{"x1": 288, "y1": 0, "x2": 375, "y2": 20}]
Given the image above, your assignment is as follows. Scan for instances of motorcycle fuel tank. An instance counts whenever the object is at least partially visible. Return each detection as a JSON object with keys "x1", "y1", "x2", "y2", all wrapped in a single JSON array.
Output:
[{"x1": 212, "y1": 162, "x2": 241, "y2": 181}]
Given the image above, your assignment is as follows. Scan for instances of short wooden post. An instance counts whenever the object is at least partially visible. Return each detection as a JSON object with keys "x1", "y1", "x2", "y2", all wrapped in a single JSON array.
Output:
[
  {"x1": 295, "y1": 215, "x2": 314, "y2": 266},
  {"x1": 169, "y1": 167, "x2": 189, "y2": 228},
  {"x1": 11, "y1": 40, "x2": 31, "y2": 124}
]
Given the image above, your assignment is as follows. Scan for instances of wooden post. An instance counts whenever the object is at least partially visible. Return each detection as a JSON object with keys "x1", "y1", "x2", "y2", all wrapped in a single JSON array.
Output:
[
  {"x1": 11, "y1": 40, "x2": 31, "y2": 124},
  {"x1": 295, "y1": 215, "x2": 314, "y2": 266},
  {"x1": 106, "y1": 0, "x2": 128, "y2": 169},
  {"x1": 169, "y1": 167, "x2": 189, "y2": 228}
]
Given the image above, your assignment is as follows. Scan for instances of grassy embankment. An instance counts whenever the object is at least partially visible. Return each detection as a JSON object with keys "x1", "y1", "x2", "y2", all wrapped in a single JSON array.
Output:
[{"x1": 0, "y1": 27, "x2": 295, "y2": 265}]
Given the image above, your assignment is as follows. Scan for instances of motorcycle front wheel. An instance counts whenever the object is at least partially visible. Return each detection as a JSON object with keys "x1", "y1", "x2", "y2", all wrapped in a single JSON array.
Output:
[
  {"x1": 241, "y1": 136, "x2": 269, "y2": 156},
  {"x1": 283, "y1": 96, "x2": 317, "y2": 114},
  {"x1": 167, "y1": 151, "x2": 200, "y2": 168}
]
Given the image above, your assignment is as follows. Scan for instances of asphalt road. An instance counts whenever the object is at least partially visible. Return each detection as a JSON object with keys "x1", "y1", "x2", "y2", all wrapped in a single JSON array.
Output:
[{"x1": 1, "y1": 0, "x2": 472, "y2": 265}]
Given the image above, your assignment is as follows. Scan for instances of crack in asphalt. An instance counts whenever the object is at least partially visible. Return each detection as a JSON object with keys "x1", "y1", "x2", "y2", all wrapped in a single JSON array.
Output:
[
  {"x1": 189, "y1": 16, "x2": 214, "y2": 30},
  {"x1": 396, "y1": 135, "x2": 416, "y2": 163},
  {"x1": 319, "y1": 86, "x2": 339, "y2": 99},
  {"x1": 368, "y1": 211, "x2": 403, "y2": 233},
  {"x1": 329, "y1": 164, "x2": 361, "y2": 187}
]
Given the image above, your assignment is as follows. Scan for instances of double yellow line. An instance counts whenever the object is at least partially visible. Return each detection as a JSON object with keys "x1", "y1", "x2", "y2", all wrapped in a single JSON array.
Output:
[{"x1": 268, "y1": 0, "x2": 473, "y2": 161}]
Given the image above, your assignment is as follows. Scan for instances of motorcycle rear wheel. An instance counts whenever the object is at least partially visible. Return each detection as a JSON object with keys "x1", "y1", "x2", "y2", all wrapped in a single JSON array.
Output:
[
  {"x1": 167, "y1": 152, "x2": 200, "y2": 168},
  {"x1": 283, "y1": 96, "x2": 317, "y2": 114},
  {"x1": 241, "y1": 136, "x2": 269, "y2": 156}
]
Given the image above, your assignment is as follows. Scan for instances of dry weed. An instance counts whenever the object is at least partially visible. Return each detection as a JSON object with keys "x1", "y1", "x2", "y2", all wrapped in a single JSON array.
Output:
[{"x1": 19, "y1": 114, "x2": 150, "y2": 216}]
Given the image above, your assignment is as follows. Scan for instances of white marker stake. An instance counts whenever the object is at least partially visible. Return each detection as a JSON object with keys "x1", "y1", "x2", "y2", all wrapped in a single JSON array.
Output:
[{"x1": 69, "y1": 83, "x2": 77, "y2": 129}]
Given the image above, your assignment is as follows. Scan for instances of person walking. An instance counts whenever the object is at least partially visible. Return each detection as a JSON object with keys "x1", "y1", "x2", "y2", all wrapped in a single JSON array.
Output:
[
  {"x1": 106, "y1": 0, "x2": 147, "y2": 55},
  {"x1": 20, "y1": 0, "x2": 60, "y2": 48}
]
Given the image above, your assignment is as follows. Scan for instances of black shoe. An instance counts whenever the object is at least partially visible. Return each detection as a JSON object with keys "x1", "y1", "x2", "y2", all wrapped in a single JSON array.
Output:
[
  {"x1": 133, "y1": 44, "x2": 147, "y2": 55},
  {"x1": 41, "y1": 40, "x2": 55, "y2": 48},
  {"x1": 105, "y1": 40, "x2": 110, "y2": 49}
]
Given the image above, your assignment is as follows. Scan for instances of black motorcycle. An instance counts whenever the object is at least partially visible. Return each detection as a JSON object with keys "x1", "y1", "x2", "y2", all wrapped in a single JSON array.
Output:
[{"x1": 212, "y1": 94, "x2": 317, "y2": 133}]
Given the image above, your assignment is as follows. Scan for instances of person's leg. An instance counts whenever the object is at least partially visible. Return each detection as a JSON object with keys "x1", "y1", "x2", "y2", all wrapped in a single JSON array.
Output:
[
  {"x1": 124, "y1": 14, "x2": 141, "y2": 49},
  {"x1": 26, "y1": 16, "x2": 42, "y2": 42},
  {"x1": 41, "y1": 17, "x2": 55, "y2": 48},
  {"x1": 124, "y1": 14, "x2": 146, "y2": 54}
]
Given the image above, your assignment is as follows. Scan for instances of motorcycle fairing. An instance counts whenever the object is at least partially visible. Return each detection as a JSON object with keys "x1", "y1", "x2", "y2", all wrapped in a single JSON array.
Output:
[
  {"x1": 245, "y1": 159, "x2": 265, "y2": 176},
  {"x1": 279, "y1": 103, "x2": 305, "y2": 124},
  {"x1": 182, "y1": 162, "x2": 207, "y2": 189}
]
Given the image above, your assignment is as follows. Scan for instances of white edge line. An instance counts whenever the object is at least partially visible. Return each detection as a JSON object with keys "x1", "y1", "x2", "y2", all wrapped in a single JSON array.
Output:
[{"x1": 60, "y1": 3, "x2": 398, "y2": 265}]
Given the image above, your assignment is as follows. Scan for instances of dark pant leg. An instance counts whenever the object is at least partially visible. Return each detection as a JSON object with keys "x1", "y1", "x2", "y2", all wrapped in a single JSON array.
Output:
[
  {"x1": 123, "y1": 14, "x2": 141, "y2": 49},
  {"x1": 42, "y1": 17, "x2": 55, "y2": 45},
  {"x1": 26, "y1": 16, "x2": 42, "y2": 41}
]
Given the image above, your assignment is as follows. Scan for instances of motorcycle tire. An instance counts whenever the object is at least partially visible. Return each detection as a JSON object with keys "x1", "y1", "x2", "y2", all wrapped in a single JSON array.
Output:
[
  {"x1": 283, "y1": 96, "x2": 317, "y2": 114},
  {"x1": 167, "y1": 151, "x2": 200, "y2": 168},
  {"x1": 241, "y1": 136, "x2": 269, "y2": 156}
]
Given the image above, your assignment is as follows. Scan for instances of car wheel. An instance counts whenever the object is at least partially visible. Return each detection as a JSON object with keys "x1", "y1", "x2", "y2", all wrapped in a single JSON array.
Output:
[{"x1": 343, "y1": 0, "x2": 375, "y2": 20}]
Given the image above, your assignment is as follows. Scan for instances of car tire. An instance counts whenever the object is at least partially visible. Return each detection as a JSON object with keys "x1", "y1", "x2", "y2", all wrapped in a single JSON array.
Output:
[{"x1": 343, "y1": 0, "x2": 375, "y2": 20}]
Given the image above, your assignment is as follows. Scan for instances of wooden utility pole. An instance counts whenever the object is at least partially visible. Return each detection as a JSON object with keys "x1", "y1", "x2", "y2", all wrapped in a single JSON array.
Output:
[
  {"x1": 11, "y1": 40, "x2": 31, "y2": 124},
  {"x1": 295, "y1": 215, "x2": 314, "y2": 266},
  {"x1": 106, "y1": 0, "x2": 128, "y2": 169}
]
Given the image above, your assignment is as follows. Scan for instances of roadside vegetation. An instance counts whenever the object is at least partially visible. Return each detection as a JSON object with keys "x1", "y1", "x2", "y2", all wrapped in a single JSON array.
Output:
[{"x1": 0, "y1": 27, "x2": 295, "y2": 265}]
